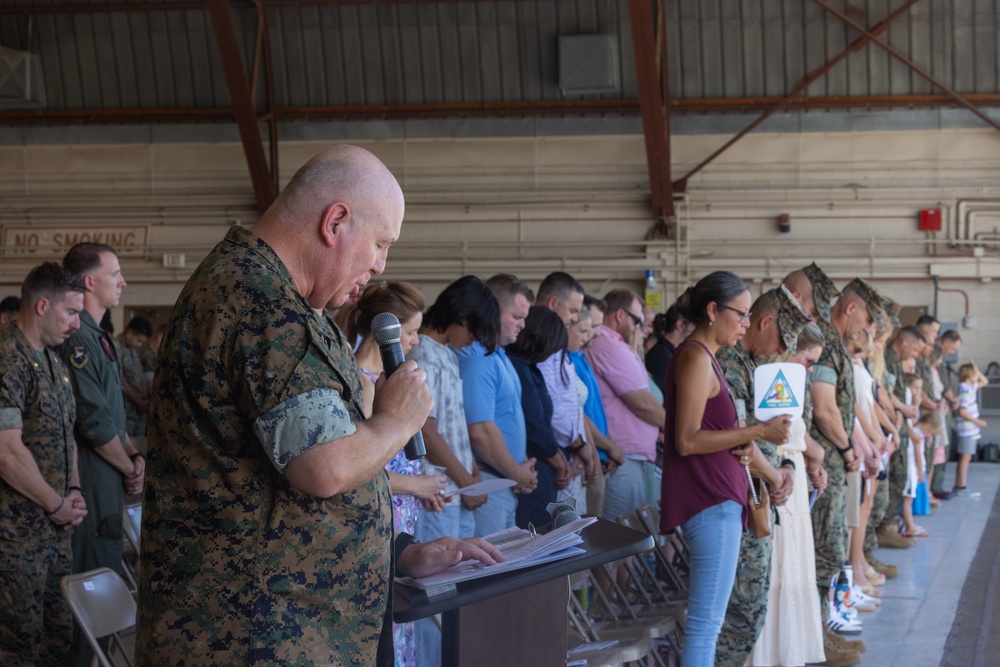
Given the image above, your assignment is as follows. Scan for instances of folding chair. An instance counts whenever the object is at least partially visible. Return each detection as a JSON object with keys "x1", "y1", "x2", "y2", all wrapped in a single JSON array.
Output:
[
  {"x1": 617, "y1": 511, "x2": 687, "y2": 598},
  {"x1": 61, "y1": 567, "x2": 137, "y2": 667},
  {"x1": 635, "y1": 504, "x2": 691, "y2": 580},
  {"x1": 120, "y1": 502, "x2": 142, "y2": 594},
  {"x1": 567, "y1": 585, "x2": 658, "y2": 666}
]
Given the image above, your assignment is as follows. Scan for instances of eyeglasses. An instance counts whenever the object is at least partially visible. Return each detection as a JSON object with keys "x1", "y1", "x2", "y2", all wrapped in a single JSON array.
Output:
[
  {"x1": 623, "y1": 309, "x2": 644, "y2": 329},
  {"x1": 718, "y1": 304, "x2": 751, "y2": 324}
]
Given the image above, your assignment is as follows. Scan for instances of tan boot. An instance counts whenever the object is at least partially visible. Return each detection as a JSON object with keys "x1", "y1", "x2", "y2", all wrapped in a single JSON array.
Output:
[
  {"x1": 865, "y1": 552, "x2": 899, "y2": 579},
  {"x1": 824, "y1": 625, "x2": 867, "y2": 653},
  {"x1": 815, "y1": 645, "x2": 864, "y2": 666},
  {"x1": 877, "y1": 523, "x2": 917, "y2": 549}
]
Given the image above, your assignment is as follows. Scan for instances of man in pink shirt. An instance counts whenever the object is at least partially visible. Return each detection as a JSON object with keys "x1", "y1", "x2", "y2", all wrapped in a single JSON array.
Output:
[{"x1": 586, "y1": 289, "x2": 666, "y2": 520}]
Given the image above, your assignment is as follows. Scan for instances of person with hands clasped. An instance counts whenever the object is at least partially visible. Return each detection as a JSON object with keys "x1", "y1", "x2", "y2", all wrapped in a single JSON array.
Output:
[
  {"x1": 806, "y1": 275, "x2": 885, "y2": 644},
  {"x1": 659, "y1": 271, "x2": 792, "y2": 667},
  {"x1": 458, "y1": 274, "x2": 539, "y2": 537},
  {"x1": 714, "y1": 285, "x2": 811, "y2": 667},
  {"x1": 0, "y1": 262, "x2": 89, "y2": 666}
]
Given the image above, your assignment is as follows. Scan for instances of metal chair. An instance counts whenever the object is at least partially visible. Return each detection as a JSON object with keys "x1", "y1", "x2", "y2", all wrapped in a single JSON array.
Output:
[
  {"x1": 120, "y1": 501, "x2": 142, "y2": 594},
  {"x1": 61, "y1": 567, "x2": 136, "y2": 667}
]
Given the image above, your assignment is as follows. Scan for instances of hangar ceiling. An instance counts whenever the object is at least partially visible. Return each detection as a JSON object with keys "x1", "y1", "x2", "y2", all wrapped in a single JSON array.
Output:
[{"x1": 1, "y1": 0, "x2": 998, "y2": 219}]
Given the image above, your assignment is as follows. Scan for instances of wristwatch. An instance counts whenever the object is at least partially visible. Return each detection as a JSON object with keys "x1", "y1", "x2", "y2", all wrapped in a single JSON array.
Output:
[{"x1": 394, "y1": 532, "x2": 419, "y2": 563}]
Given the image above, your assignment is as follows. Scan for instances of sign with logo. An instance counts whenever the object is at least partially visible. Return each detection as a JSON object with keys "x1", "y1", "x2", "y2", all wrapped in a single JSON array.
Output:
[
  {"x1": 753, "y1": 362, "x2": 806, "y2": 421},
  {"x1": 1, "y1": 225, "x2": 149, "y2": 259}
]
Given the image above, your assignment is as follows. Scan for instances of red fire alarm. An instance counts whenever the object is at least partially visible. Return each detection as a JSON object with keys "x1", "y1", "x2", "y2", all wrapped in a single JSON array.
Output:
[{"x1": 919, "y1": 208, "x2": 942, "y2": 231}]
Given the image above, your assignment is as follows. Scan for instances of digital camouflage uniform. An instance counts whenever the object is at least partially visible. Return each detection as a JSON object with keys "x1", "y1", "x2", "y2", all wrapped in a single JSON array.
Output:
[
  {"x1": 137, "y1": 225, "x2": 394, "y2": 667},
  {"x1": 0, "y1": 324, "x2": 77, "y2": 667},
  {"x1": 803, "y1": 262, "x2": 840, "y2": 323},
  {"x1": 881, "y1": 344, "x2": 910, "y2": 531},
  {"x1": 714, "y1": 288, "x2": 811, "y2": 667},
  {"x1": 114, "y1": 336, "x2": 147, "y2": 439},
  {"x1": 809, "y1": 315, "x2": 854, "y2": 603},
  {"x1": 810, "y1": 278, "x2": 885, "y2": 610},
  {"x1": 865, "y1": 296, "x2": 900, "y2": 554}
]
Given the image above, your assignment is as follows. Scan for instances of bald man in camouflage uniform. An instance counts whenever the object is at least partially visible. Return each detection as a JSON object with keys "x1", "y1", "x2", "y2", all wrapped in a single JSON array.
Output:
[
  {"x1": 714, "y1": 287, "x2": 811, "y2": 667},
  {"x1": 0, "y1": 263, "x2": 88, "y2": 667},
  {"x1": 137, "y1": 146, "x2": 500, "y2": 667}
]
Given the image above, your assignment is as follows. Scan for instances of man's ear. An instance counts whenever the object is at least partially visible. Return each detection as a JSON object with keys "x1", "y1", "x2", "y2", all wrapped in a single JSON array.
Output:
[
  {"x1": 319, "y1": 202, "x2": 351, "y2": 248},
  {"x1": 34, "y1": 297, "x2": 48, "y2": 317},
  {"x1": 759, "y1": 314, "x2": 775, "y2": 333}
]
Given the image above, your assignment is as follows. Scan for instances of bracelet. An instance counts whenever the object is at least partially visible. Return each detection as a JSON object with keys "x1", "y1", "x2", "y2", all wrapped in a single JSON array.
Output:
[
  {"x1": 780, "y1": 458, "x2": 796, "y2": 471},
  {"x1": 67, "y1": 485, "x2": 85, "y2": 498},
  {"x1": 47, "y1": 497, "x2": 65, "y2": 516},
  {"x1": 129, "y1": 453, "x2": 145, "y2": 463}
]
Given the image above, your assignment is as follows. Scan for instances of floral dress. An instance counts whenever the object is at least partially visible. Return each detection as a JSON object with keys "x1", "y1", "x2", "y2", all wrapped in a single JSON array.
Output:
[{"x1": 361, "y1": 366, "x2": 420, "y2": 667}]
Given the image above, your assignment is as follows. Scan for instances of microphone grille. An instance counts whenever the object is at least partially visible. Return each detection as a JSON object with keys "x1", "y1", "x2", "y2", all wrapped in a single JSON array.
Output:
[{"x1": 371, "y1": 312, "x2": 402, "y2": 346}]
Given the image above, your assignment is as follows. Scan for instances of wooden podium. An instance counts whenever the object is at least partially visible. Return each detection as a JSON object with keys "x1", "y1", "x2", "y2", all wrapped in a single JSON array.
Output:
[{"x1": 393, "y1": 518, "x2": 654, "y2": 667}]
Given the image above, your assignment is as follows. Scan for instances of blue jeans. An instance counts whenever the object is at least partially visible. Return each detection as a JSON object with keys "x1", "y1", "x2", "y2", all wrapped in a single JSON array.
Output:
[
  {"x1": 680, "y1": 500, "x2": 743, "y2": 667},
  {"x1": 472, "y1": 471, "x2": 517, "y2": 537},
  {"x1": 414, "y1": 503, "x2": 476, "y2": 667}
]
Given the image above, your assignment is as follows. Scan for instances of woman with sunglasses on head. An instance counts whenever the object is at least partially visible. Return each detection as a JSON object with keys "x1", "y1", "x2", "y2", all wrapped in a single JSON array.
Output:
[
  {"x1": 747, "y1": 322, "x2": 831, "y2": 667},
  {"x1": 659, "y1": 271, "x2": 791, "y2": 667}
]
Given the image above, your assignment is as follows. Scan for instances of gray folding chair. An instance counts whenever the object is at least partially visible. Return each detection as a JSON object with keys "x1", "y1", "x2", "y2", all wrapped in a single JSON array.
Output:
[
  {"x1": 120, "y1": 502, "x2": 142, "y2": 594},
  {"x1": 61, "y1": 567, "x2": 136, "y2": 667}
]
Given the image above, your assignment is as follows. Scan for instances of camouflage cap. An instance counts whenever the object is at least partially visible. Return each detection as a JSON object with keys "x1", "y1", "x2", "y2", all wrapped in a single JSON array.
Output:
[
  {"x1": 880, "y1": 295, "x2": 901, "y2": 329},
  {"x1": 768, "y1": 285, "x2": 813, "y2": 355},
  {"x1": 803, "y1": 263, "x2": 840, "y2": 322},
  {"x1": 844, "y1": 277, "x2": 886, "y2": 331}
]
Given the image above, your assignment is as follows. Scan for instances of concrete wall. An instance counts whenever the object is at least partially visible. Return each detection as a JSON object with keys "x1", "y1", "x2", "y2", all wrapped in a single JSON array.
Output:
[{"x1": 1, "y1": 126, "x2": 998, "y2": 364}]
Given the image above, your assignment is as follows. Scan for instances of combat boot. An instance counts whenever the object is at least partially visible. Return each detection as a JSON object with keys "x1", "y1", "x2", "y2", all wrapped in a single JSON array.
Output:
[
  {"x1": 877, "y1": 523, "x2": 916, "y2": 549},
  {"x1": 815, "y1": 645, "x2": 863, "y2": 666},
  {"x1": 824, "y1": 625, "x2": 867, "y2": 653},
  {"x1": 865, "y1": 553, "x2": 899, "y2": 579}
]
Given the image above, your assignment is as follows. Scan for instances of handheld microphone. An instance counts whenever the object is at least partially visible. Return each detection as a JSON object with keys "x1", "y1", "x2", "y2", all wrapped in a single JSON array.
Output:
[
  {"x1": 546, "y1": 498, "x2": 580, "y2": 529},
  {"x1": 371, "y1": 312, "x2": 426, "y2": 460}
]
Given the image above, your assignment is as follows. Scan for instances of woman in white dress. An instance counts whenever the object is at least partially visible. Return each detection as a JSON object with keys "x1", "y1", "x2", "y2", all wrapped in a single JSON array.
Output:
[{"x1": 748, "y1": 323, "x2": 829, "y2": 667}]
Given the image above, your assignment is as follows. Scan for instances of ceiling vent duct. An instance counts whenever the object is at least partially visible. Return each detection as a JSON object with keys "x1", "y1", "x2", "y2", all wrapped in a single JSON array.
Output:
[
  {"x1": 558, "y1": 34, "x2": 620, "y2": 95},
  {"x1": 0, "y1": 45, "x2": 45, "y2": 108}
]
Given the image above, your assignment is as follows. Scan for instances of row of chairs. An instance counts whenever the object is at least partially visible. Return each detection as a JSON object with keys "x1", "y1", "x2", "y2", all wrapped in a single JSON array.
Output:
[{"x1": 564, "y1": 503, "x2": 691, "y2": 666}]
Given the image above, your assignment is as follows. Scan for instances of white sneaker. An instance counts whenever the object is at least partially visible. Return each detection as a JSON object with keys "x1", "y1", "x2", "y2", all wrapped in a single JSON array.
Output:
[
  {"x1": 851, "y1": 585, "x2": 877, "y2": 612},
  {"x1": 827, "y1": 602, "x2": 863, "y2": 635}
]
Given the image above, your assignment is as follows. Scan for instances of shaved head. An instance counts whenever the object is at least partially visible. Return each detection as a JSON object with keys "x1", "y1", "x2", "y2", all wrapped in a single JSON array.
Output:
[
  {"x1": 276, "y1": 145, "x2": 404, "y2": 226},
  {"x1": 783, "y1": 269, "x2": 816, "y2": 320},
  {"x1": 255, "y1": 145, "x2": 406, "y2": 308}
]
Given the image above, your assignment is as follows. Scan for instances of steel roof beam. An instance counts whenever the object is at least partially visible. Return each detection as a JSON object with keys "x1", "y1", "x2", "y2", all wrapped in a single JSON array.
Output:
[
  {"x1": 3, "y1": 95, "x2": 1000, "y2": 126},
  {"x1": 814, "y1": 0, "x2": 1000, "y2": 136},
  {"x1": 628, "y1": 0, "x2": 673, "y2": 224},
  {"x1": 207, "y1": 0, "x2": 276, "y2": 213},
  {"x1": 673, "y1": 0, "x2": 921, "y2": 192}
]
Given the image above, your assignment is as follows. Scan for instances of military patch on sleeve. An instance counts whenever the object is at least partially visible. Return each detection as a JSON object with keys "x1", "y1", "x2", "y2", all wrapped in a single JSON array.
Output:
[{"x1": 69, "y1": 346, "x2": 89, "y2": 369}]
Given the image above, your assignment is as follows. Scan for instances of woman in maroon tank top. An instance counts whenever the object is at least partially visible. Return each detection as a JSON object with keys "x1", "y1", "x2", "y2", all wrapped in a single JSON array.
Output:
[{"x1": 659, "y1": 271, "x2": 792, "y2": 667}]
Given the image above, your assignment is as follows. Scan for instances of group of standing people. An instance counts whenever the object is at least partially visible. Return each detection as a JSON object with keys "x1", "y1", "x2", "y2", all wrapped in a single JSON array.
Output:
[
  {"x1": 0, "y1": 143, "x2": 987, "y2": 667},
  {"x1": 658, "y1": 264, "x2": 977, "y2": 667},
  {"x1": 0, "y1": 244, "x2": 146, "y2": 667}
]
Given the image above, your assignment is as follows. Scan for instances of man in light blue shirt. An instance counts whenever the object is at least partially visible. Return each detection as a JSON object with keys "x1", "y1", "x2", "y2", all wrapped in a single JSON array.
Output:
[{"x1": 457, "y1": 274, "x2": 537, "y2": 537}]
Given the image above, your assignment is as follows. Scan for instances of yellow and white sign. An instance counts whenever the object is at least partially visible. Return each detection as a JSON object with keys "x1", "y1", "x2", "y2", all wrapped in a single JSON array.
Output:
[{"x1": 753, "y1": 362, "x2": 806, "y2": 421}]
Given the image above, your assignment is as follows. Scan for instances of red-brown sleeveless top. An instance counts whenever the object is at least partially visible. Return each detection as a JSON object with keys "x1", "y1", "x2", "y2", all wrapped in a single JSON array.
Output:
[{"x1": 660, "y1": 339, "x2": 749, "y2": 532}]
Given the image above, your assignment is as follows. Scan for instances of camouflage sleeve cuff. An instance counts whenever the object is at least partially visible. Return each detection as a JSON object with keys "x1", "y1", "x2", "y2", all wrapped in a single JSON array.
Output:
[
  {"x1": 811, "y1": 364, "x2": 837, "y2": 386},
  {"x1": 0, "y1": 407, "x2": 22, "y2": 430},
  {"x1": 252, "y1": 388, "x2": 357, "y2": 473}
]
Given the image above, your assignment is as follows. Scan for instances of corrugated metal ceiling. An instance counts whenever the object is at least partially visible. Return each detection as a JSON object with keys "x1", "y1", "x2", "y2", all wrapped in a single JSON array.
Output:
[{"x1": 0, "y1": 0, "x2": 997, "y2": 117}]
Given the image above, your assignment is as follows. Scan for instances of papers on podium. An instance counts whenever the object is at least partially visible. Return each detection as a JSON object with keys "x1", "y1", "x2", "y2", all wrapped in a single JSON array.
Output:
[{"x1": 396, "y1": 516, "x2": 597, "y2": 591}]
